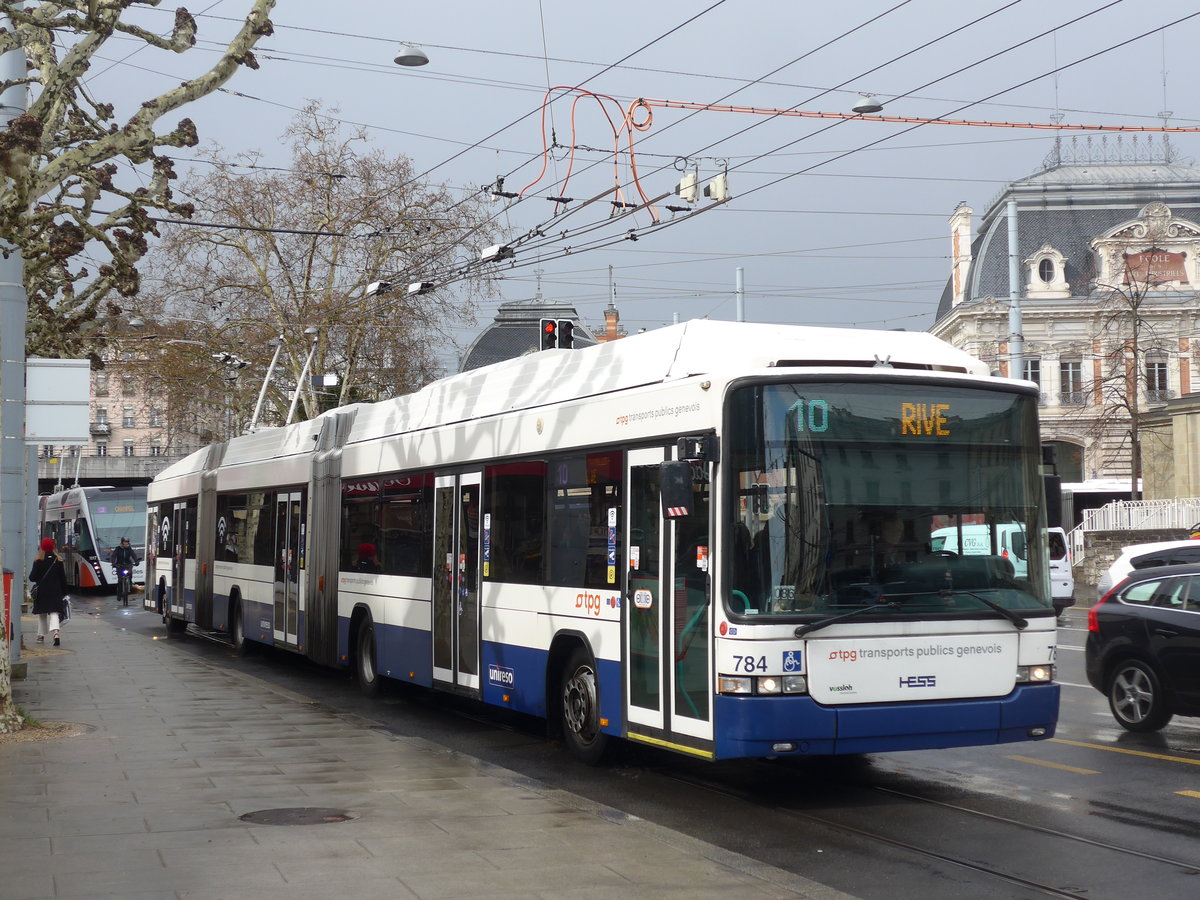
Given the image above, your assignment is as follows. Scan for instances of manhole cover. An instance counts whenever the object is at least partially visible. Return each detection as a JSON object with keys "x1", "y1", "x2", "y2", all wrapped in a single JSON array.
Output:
[{"x1": 239, "y1": 807, "x2": 356, "y2": 826}]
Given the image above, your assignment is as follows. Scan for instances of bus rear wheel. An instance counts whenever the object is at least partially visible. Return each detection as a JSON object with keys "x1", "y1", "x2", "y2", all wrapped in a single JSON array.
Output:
[
  {"x1": 356, "y1": 619, "x2": 382, "y2": 697},
  {"x1": 231, "y1": 601, "x2": 252, "y2": 656},
  {"x1": 560, "y1": 647, "x2": 608, "y2": 765}
]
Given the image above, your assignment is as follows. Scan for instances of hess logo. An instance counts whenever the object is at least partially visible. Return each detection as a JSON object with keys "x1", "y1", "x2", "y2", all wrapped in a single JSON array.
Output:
[{"x1": 898, "y1": 675, "x2": 936, "y2": 689}]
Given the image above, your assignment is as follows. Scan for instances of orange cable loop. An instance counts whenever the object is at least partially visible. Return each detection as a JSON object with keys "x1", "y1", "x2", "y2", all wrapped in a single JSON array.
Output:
[
  {"x1": 520, "y1": 87, "x2": 663, "y2": 225},
  {"x1": 623, "y1": 98, "x2": 659, "y2": 223},
  {"x1": 521, "y1": 86, "x2": 627, "y2": 202}
]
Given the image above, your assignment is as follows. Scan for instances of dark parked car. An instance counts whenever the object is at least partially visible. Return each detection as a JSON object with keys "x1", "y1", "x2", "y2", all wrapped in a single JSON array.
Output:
[{"x1": 1086, "y1": 564, "x2": 1200, "y2": 732}]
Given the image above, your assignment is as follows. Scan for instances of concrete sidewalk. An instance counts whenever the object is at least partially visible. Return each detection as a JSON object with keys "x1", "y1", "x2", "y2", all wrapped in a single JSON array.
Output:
[{"x1": 2, "y1": 595, "x2": 856, "y2": 900}]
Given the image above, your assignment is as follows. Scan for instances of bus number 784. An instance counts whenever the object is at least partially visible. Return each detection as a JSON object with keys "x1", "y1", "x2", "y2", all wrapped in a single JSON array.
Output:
[{"x1": 733, "y1": 655, "x2": 767, "y2": 673}]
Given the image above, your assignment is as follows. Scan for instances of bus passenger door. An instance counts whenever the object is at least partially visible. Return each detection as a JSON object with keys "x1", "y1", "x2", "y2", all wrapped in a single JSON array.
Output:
[
  {"x1": 625, "y1": 449, "x2": 714, "y2": 746},
  {"x1": 272, "y1": 492, "x2": 303, "y2": 646},
  {"x1": 626, "y1": 448, "x2": 665, "y2": 730},
  {"x1": 167, "y1": 501, "x2": 191, "y2": 620},
  {"x1": 432, "y1": 473, "x2": 481, "y2": 693}
]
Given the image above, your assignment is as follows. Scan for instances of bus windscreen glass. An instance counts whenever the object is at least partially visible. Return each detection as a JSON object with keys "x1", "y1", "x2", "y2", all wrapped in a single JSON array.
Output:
[
  {"x1": 727, "y1": 380, "x2": 1051, "y2": 619},
  {"x1": 90, "y1": 491, "x2": 148, "y2": 558}
]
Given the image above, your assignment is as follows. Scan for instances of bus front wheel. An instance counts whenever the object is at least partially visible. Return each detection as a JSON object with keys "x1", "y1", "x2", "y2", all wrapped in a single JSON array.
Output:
[
  {"x1": 356, "y1": 619, "x2": 382, "y2": 697},
  {"x1": 560, "y1": 646, "x2": 608, "y2": 765}
]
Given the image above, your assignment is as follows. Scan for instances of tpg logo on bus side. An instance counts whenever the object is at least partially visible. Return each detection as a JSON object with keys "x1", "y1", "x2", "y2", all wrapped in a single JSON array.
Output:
[{"x1": 898, "y1": 675, "x2": 936, "y2": 688}]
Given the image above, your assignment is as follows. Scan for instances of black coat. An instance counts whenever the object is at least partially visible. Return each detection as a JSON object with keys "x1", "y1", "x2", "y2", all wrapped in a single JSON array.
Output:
[
  {"x1": 110, "y1": 544, "x2": 139, "y2": 571},
  {"x1": 29, "y1": 553, "x2": 68, "y2": 616}
]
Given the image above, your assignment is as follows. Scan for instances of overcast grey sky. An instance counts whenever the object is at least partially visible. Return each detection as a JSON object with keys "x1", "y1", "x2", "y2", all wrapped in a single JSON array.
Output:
[{"x1": 93, "y1": 0, "x2": 1200, "y2": 362}]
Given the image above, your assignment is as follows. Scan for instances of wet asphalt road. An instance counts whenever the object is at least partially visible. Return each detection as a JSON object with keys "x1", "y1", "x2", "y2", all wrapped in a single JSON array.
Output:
[{"x1": 90, "y1": 599, "x2": 1200, "y2": 900}]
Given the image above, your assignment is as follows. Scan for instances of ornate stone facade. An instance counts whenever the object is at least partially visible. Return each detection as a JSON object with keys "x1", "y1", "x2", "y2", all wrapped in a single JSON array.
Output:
[{"x1": 931, "y1": 146, "x2": 1200, "y2": 490}]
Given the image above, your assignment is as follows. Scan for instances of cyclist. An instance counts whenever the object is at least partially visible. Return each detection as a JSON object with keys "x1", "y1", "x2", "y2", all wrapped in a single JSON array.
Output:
[{"x1": 110, "y1": 537, "x2": 139, "y2": 606}]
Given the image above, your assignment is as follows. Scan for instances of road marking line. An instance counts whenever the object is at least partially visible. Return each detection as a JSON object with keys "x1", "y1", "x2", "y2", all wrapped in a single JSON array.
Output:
[
  {"x1": 1006, "y1": 755, "x2": 1099, "y2": 774},
  {"x1": 1052, "y1": 737, "x2": 1200, "y2": 766},
  {"x1": 1176, "y1": 790, "x2": 1200, "y2": 799}
]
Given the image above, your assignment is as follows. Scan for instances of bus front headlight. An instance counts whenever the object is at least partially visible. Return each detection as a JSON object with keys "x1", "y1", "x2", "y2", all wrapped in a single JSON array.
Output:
[
  {"x1": 719, "y1": 675, "x2": 753, "y2": 694},
  {"x1": 782, "y1": 675, "x2": 808, "y2": 694},
  {"x1": 756, "y1": 676, "x2": 782, "y2": 695},
  {"x1": 1016, "y1": 664, "x2": 1055, "y2": 683}
]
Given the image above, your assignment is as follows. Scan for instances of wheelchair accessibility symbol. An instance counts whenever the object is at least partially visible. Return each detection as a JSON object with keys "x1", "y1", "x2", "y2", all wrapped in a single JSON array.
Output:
[{"x1": 782, "y1": 650, "x2": 802, "y2": 672}]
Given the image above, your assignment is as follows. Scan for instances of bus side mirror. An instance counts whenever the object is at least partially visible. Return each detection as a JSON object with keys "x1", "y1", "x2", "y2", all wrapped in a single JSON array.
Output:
[{"x1": 660, "y1": 461, "x2": 693, "y2": 518}]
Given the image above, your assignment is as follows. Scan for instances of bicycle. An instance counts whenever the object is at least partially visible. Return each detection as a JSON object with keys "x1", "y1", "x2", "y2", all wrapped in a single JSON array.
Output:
[{"x1": 117, "y1": 568, "x2": 133, "y2": 606}]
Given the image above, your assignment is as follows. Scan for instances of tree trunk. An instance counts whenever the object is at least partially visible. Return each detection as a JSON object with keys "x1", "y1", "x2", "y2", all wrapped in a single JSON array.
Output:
[{"x1": 0, "y1": 603, "x2": 22, "y2": 733}]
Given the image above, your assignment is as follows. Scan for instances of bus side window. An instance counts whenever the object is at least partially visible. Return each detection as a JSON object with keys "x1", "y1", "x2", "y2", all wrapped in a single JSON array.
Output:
[{"x1": 75, "y1": 519, "x2": 93, "y2": 552}]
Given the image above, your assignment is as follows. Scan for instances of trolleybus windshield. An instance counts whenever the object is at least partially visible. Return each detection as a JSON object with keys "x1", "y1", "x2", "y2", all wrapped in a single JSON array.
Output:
[
  {"x1": 90, "y1": 490, "x2": 147, "y2": 557},
  {"x1": 727, "y1": 380, "x2": 1050, "y2": 620}
]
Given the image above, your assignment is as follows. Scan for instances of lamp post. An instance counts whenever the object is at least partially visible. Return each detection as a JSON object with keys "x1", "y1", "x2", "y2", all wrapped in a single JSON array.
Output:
[
  {"x1": 0, "y1": 11, "x2": 28, "y2": 682},
  {"x1": 211, "y1": 352, "x2": 249, "y2": 439}
]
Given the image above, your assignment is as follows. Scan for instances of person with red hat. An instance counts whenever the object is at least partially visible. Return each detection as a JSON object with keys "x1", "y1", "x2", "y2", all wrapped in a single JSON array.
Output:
[
  {"x1": 354, "y1": 542, "x2": 381, "y2": 573},
  {"x1": 30, "y1": 537, "x2": 69, "y2": 646}
]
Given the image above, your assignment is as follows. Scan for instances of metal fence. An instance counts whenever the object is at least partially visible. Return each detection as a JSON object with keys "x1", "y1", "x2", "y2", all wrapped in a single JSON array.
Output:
[{"x1": 1069, "y1": 498, "x2": 1200, "y2": 561}]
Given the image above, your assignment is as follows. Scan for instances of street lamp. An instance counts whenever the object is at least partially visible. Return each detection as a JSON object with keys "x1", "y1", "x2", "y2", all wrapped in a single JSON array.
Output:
[
  {"x1": 852, "y1": 94, "x2": 884, "y2": 114},
  {"x1": 394, "y1": 43, "x2": 429, "y2": 67}
]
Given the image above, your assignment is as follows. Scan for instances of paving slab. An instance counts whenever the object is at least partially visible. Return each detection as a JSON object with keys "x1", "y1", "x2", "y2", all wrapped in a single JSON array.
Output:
[{"x1": 3, "y1": 599, "x2": 859, "y2": 900}]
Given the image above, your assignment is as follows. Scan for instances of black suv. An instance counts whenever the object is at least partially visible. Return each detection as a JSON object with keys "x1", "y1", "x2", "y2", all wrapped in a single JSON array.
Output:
[{"x1": 1085, "y1": 564, "x2": 1200, "y2": 732}]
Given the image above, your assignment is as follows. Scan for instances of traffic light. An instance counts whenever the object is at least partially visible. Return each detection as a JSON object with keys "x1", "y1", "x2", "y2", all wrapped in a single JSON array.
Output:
[
  {"x1": 540, "y1": 318, "x2": 557, "y2": 350},
  {"x1": 558, "y1": 319, "x2": 574, "y2": 349}
]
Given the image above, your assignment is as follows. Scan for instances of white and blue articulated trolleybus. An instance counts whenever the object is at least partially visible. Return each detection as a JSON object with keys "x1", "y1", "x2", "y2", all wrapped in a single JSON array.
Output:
[{"x1": 145, "y1": 321, "x2": 1059, "y2": 762}]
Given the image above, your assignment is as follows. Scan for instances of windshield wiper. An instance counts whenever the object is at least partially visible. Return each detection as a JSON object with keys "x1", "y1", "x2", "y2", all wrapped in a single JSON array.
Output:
[
  {"x1": 946, "y1": 589, "x2": 1028, "y2": 629},
  {"x1": 794, "y1": 601, "x2": 900, "y2": 638}
]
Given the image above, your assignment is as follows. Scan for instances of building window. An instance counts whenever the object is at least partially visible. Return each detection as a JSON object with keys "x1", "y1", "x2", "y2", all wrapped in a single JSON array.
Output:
[
  {"x1": 41, "y1": 444, "x2": 54, "y2": 459},
  {"x1": 1147, "y1": 356, "x2": 1170, "y2": 402},
  {"x1": 123, "y1": 440, "x2": 135, "y2": 457},
  {"x1": 1023, "y1": 358, "x2": 1041, "y2": 386},
  {"x1": 96, "y1": 442, "x2": 108, "y2": 457},
  {"x1": 122, "y1": 377, "x2": 136, "y2": 396},
  {"x1": 94, "y1": 373, "x2": 109, "y2": 396},
  {"x1": 122, "y1": 405, "x2": 135, "y2": 428},
  {"x1": 1038, "y1": 258, "x2": 1055, "y2": 283},
  {"x1": 1059, "y1": 361, "x2": 1085, "y2": 405},
  {"x1": 96, "y1": 406, "x2": 108, "y2": 423},
  {"x1": 149, "y1": 406, "x2": 163, "y2": 427},
  {"x1": 150, "y1": 443, "x2": 162, "y2": 457}
]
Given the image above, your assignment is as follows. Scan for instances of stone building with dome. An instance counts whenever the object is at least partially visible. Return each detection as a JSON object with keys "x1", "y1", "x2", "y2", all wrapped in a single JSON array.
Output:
[
  {"x1": 459, "y1": 297, "x2": 598, "y2": 373},
  {"x1": 930, "y1": 138, "x2": 1200, "y2": 494}
]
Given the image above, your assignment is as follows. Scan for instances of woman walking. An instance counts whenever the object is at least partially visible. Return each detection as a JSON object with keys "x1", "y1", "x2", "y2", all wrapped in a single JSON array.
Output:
[{"x1": 30, "y1": 537, "x2": 68, "y2": 646}]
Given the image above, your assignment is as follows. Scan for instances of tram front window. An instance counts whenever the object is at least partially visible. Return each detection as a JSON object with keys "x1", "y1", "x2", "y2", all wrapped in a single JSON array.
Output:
[{"x1": 726, "y1": 381, "x2": 1052, "y2": 620}]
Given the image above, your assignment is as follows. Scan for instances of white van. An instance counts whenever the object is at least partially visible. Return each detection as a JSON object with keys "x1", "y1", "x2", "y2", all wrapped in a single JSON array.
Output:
[
  {"x1": 929, "y1": 524, "x2": 1029, "y2": 578},
  {"x1": 929, "y1": 524, "x2": 1074, "y2": 616},
  {"x1": 1047, "y1": 527, "x2": 1074, "y2": 618}
]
